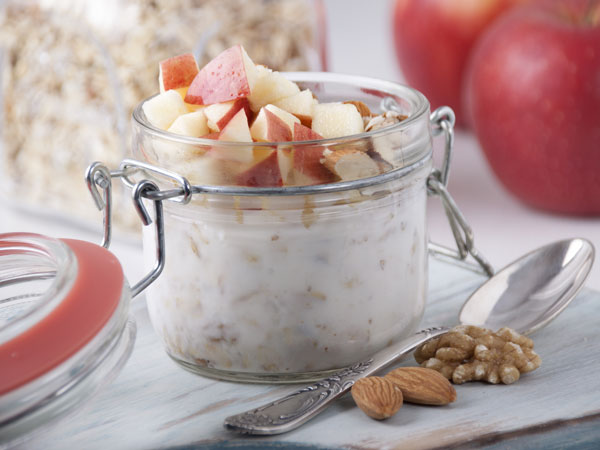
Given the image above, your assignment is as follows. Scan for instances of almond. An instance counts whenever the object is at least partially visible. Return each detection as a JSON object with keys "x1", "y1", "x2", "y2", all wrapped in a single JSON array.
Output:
[
  {"x1": 385, "y1": 367, "x2": 456, "y2": 406},
  {"x1": 322, "y1": 148, "x2": 380, "y2": 180},
  {"x1": 351, "y1": 377, "x2": 403, "y2": 420}
]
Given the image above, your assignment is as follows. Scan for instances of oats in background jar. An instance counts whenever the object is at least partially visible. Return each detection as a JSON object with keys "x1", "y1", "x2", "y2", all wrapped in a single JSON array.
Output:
[{"x1": 0, "y1": 0, "x2": 326, "y2": 231}]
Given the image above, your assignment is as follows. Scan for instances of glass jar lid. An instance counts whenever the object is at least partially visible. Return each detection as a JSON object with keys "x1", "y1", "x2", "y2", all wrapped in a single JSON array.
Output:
[{"x1": 0, "y1": 233, "x2": 135, "y2": 446}]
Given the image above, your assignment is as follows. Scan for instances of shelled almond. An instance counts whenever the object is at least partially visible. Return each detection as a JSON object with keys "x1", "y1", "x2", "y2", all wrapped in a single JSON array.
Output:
[{"x1": 350, "y1": 367, "x2": 456, "y2": 421}]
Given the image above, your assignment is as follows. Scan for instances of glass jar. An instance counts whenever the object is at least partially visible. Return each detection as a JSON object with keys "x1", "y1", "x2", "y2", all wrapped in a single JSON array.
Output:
[{"x1": 128, "y1": 73, "x2": 435, "y2": 382}]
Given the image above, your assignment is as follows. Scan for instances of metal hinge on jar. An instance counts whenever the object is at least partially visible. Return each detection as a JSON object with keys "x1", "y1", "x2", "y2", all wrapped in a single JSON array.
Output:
[{"x1": 427, "y1": 107, "x2": 494, "y2": 277}]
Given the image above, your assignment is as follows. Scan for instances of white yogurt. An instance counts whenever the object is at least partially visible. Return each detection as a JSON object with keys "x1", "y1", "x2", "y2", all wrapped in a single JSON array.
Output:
[{"x1": 143, "y1": 163, "x2": 430, "y2": 377}]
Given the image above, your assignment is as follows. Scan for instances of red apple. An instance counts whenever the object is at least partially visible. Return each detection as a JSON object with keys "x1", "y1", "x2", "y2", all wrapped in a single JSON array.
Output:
[
  {"x1": 185, "y1": 45, "x2": 258, "y2": 105},
  {"x1": 293, "y1": 123, "x2": 322, "y2": 141},
  {"x1": 201, "y1": 132, "x2": 220, "y2": 140},
  {"x1": 393, "y1": 0, "x2": 529, "y2": 126},
  {"x1": 214, "y1": 108, "x2": 253, "y2": 163},
  {"x1": 218, "y1": 109, "x2": 251, "y2": 143},
  {"x1": 159, "y1": 53, "x2": 199, "y2": 93},
  {"x1": 204, "y1": 98, "x2": 251, "y2": 132},
  {"x1": 236, "y1": 150, "x2": 283, "y2": 187},
  {"x1": 464, "y1": 0, "x2": 600, "y2": 215},
  {"x1": 292, "y1": 124, "x2": 336, "y2": 184},
  {"x1": 250, "y1": 105, "x2": 299, "y2": 142}
]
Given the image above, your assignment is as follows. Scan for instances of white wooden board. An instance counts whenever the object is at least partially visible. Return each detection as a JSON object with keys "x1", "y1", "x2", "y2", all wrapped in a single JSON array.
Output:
[{"x1": 16, "y1": 259, "x2": 600, "y2": 449}]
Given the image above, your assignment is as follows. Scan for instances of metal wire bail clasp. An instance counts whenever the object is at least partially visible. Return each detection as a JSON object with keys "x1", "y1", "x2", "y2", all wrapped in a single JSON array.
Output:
[
  {"x1": 85, "y1": 162, "x2": 166, "y2": 298},
  {"x1": 428, "y1": 107, "x2": 494, "y2": 277}
]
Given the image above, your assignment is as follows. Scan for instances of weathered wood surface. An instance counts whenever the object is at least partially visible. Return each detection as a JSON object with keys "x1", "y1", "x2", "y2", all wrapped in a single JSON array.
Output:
[{"x1": 19, "y1": 259, "x2": 600, "y2": 449}]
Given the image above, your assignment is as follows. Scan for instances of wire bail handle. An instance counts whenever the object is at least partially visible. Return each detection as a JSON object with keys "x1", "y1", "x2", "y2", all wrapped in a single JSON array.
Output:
[
  {"x1": 85, "y1": 162, "x2": 168, "y2": 298},
  {"x1": 427, "y1": 107, "x2": 494, "y2": 277}
]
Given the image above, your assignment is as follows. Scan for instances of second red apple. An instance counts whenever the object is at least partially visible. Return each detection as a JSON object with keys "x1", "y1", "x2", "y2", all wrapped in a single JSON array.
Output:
[{"x1": 393, "y1": 0, "x2": 528, "y2": 125}]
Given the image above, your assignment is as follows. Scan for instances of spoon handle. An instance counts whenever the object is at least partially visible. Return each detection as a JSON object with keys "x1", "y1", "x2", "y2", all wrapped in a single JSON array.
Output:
[{"x1": 224, "y1": 327, "x2": 449, "y2": 435}]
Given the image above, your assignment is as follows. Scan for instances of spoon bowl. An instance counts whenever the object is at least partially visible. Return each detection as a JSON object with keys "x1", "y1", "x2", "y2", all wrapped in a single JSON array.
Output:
[{"x1": 459, "y1": 238, "x2": 595, "y2": 335}]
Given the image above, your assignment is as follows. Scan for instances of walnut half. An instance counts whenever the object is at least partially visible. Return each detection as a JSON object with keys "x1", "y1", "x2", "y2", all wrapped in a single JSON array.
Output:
[{"x1": 415, "y1": 325, "x2": 542, "y2": 385}]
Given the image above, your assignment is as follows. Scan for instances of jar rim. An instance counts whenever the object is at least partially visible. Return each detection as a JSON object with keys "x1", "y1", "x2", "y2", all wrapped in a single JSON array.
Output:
[{"x1": 132, "y1": 71, "x2": 431, "y2": 148}]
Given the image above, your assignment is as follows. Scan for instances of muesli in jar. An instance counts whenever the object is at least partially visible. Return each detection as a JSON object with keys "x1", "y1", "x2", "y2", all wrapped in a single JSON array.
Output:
[{"x1": 132, "y1": 45, "x2": 432, "y2": 381}]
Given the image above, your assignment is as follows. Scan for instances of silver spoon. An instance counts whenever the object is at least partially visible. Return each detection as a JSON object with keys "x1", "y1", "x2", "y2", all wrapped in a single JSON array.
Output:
[{"x1": 225, "y1": 238, "x2": 594, "y2": 435}]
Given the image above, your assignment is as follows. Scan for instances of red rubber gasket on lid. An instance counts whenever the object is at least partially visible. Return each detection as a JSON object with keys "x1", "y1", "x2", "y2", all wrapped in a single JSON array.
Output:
[{"x1": 0, "y1": 239, "x2": 125, "y2": 395}]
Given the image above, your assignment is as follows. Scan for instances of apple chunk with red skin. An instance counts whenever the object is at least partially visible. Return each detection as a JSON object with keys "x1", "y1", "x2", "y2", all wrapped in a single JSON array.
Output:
[
  {"x1": 204, "y1": 98, "x2": 251, "y2": 132},
  {"x1": 185, "y1": 45, "x2": 258, "y2": 105},
  {"x1": 464, "y1": 0, "x2": 600, "y2": 214},
  {"x1": 250, "y1": 104, "x2": 300, "y2": 142},
  {"x1": 159, "y1": 53, "x2": 199, "y2": 93},
  {"x1": 236, "y1": 150, "x2": 283, "y2": 187},
  {"x1": 292, "y1": 123, "x2": 337, "y2": 185},
  {"x1": 211, "y1": 108, "x2": 253, "y2": 164}
]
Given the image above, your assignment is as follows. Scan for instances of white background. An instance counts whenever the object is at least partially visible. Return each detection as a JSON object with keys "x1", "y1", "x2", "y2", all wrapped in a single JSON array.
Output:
[{"x1": 1, "y1": 0, "x2": 598, "y2": 291}]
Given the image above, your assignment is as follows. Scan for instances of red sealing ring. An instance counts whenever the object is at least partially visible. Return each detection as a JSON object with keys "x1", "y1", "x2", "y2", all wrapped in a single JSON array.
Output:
[{"x1": 0, "y1": 239, "x2": 125, "y2": 395}]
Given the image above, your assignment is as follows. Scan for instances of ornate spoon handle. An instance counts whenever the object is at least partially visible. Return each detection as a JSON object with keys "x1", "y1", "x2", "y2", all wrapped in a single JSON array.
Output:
[{"x1": 224, "y1": 327, "x2": 449, "y2": 435}]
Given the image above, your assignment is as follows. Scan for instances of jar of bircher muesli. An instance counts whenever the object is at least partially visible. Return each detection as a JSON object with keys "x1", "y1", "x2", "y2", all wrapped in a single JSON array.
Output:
[
  {"x1": 89, "y1": 70, "x2": 480, "y2": 384},
  {"x1": 85, "y1": 46, "x2": 492, "y2": 383}
]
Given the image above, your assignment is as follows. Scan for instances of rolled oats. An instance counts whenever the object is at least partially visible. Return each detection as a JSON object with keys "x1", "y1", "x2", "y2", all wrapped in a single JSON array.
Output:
[{"x1": 0, "y1": 0, "x2": 323, "y2": 230}]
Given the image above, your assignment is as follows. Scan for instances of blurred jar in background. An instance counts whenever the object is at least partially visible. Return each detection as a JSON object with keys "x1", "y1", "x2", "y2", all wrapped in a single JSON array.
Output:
[{"x1": 0, "y1": 0, "x2": 327, "y2": 232}]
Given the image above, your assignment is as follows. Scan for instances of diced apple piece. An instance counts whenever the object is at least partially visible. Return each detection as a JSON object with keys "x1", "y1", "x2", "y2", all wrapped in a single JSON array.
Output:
[
  {"x1": 236, "y1": 150, "x2": 283, "y2": 187},
  {"x1": 213, "y1": 108, "x2": 253, "y2": 163},
  {"x1": 322, "y1": 149, "x2": 380, "y2": 180},
  {"x1": 250, "y1": 105, "x2": 299, "y2": 142},
  {"x1": 278, "y1": 149, "x2": 294, "y2": 185},
  {"x1": 185, "y1": 101, "x2": 205, "y2": 112},
  {"x1": 202, "y1": 131, "x2": 220, "y2": 140},
  {"x1": 148, "y1": 139, "x2": 232, "y2": 186},
  {"x1": 291, "y1": 124, "x2": 336, "y2": 185},
  {"x1": 293, "y1": 122, "x2": 322, "y2": 141},
  {"x1": 312, "y1": 103, "x2": 365, "y2": 138},
  {"x1": 273, "y1": 89, "x2": 317, "y2": 126},
  {"x1": 142, "y1": 90, "x2": 189, "y2": 130},
  {"x1": 204, "y1": 98, "x2": 251, "y2": 132},
  {"x1": 265, "y1": 104, "x2": 300, "y2": 133},
  {"x1": 248, "y1": 66, "x2": 301, "y2": 111},
  {"x1": 185, "y1": 45, "x2": 258, "y2": 105},
  {"x1": 159, "y1": 53, "x2": 199, "y2": 93},
  {"x1": 167, "y1": 110, "x2": 209, "y2": 137},
  {"x1": 218, "y1": 108, "x2": 251, "y2": 142}
]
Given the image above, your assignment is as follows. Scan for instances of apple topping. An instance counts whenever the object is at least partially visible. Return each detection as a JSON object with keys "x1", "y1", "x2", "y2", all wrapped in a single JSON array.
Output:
[
  {"x1": 218, "y1": 108, "x2": 251, "y2": 142},
  {"x1": 236, "y1": 150, "x2": 283, "y2": 187},
  {"x1": 185, "y1": 45, "x2": 258, "y2": 105},
  {"x1": 248, "y1": 65, "x2": 301, "y2": 112},
  {"x1": 159, "y1": 53, "x2": 199, "y2": 93},
  {"x1": 344, "y1": 100, "x2": 372, "y2": 117},
  {"x1": 204, "y1": 98, "x2": 252, "y2": 132},
  {"x1": 250, "y1": 104, "x2": 300, "y2": 142},
  {"x1": 277, "y1": 149, "x2": 294, "y2": 185},
  {"x1": 292, "y1": 124, "x2": 337, "y2": 185},
  {"x1": 168, "y1": 110, "x2": 209, "y2": 137},
  {"x1": 322, "y1": 148, "x2": 380, "y2": 181},
  {"x1": 273, "y1": 89, "x2": 317, "y2": 126},
  {"x1": 143, "y1": 90, "x2": 189, "y2": 130},
  {"x1": 312, "y1": 103, "x2": 365, "y2": 138},
  {"x1": 214, "y1": 108, "x2": 253, "y2": 164},
  {"x1": 146, "y1": 46, "x2": 413, "y2": 187},
  {"x1": 201, "y1": 132, "x2": 220, "y2": 140}
]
